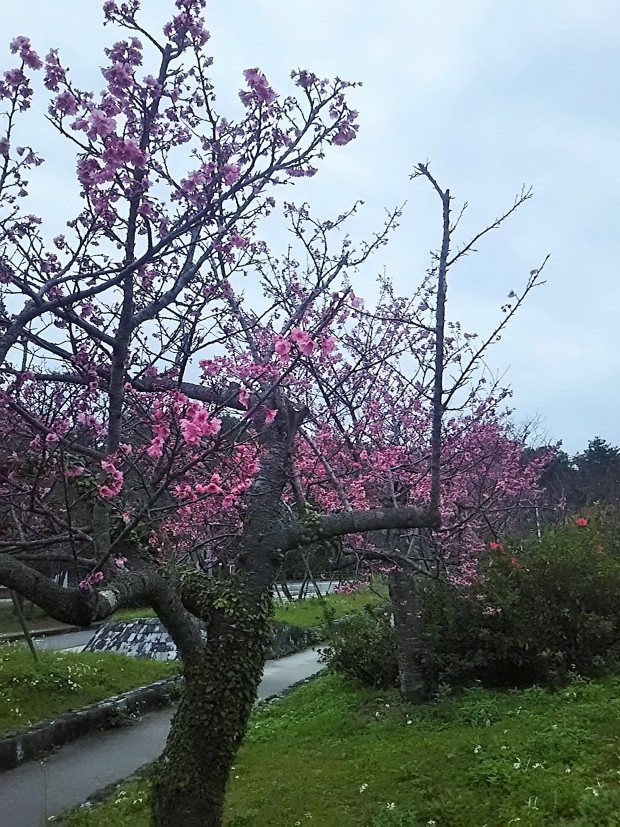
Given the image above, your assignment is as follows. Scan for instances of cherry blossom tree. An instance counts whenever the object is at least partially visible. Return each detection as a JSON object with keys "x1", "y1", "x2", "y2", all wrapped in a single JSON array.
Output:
[{"x1": 0, "y1": 3, "x2": 548, "y2": 824}]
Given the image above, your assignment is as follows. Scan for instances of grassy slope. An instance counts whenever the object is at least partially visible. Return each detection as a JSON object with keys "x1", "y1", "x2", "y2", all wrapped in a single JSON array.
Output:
[
  {"x1": 61, "y1": 672, "x2": 620, "y2": 826},
  {"x1": 0, "y1": 645, "x2": 176, "y2": 734},
  {"x1": 111, "y1": 588, "x2": 387, "y2": 627},
  {"x1": 0, "y1": 601, "x2": 74, "y2": 635},
  {"x1": 1, "y1": 587, "x2": 386, "y2": 634},
  {"x1": 272, "y1": 588, "x2": 386, "y2": 627}
]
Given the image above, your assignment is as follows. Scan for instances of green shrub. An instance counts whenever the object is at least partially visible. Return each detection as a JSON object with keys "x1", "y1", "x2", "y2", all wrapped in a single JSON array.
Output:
[
  {"x1": 323, "y1": 519, "x2": 620, "y2": 693},
  {"x1": 419, "y1": 519, "x2": 620, "y2": 690},
  {"x1": 320, "y1": 607, "x2": 399, "y2": 688}
]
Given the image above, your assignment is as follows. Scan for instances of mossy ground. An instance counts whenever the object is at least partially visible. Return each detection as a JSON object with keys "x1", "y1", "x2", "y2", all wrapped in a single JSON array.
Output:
[{"x1": 61, "y1": 671, "x2": 620, "y2": 826}]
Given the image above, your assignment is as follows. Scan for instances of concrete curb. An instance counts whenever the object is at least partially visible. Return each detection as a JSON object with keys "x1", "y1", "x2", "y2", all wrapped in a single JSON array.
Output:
[
  {"x1": 54, "y1": 668, "x2": 325, "y2": 823},
  {"x1": 0, "y1": 621, "x2": 106, "y2": 643},
  {"x1": 0, "y1": 607, "x2": 359, "y2": 775},
  {"x1": 0, "y1": 624, "x2": 318, "y2": 772},
  {"x1": 0, "y1": 677, "x2": 182, "y2": 772}
]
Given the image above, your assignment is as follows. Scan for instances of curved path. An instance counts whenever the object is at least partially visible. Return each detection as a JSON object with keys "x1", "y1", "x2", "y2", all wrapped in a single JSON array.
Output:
[{"x1": 0, "y1": 648, "x2": 323, "y2": 826}]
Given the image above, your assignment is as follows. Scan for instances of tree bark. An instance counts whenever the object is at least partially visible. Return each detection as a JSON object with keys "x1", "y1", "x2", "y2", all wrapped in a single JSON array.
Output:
[
  {"x1": 388, "y1": 569, "x2": 431, "y2": 703},
  {"x1": 149, "y1": 590, "x2": 273, "y2": 827}
]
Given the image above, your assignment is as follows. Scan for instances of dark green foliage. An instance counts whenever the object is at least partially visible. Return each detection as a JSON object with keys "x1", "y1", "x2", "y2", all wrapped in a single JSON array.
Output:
[
  {"x1": 324, "y1": 519, "x2": 620, "y2": 692},
  {"x1": 320, "y1": 606, "x2": 399, "y2": 688},
  {"x1": 420, "y1": 518, "x2": 620, "y2": 690}
]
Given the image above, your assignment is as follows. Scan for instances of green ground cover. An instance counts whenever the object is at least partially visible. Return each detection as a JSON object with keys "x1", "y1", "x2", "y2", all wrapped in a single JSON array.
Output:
[
  {"x1": 110, "y1": 587, "x2": 386, "y2": 627},
  {"x1": 1, "y1": 586, "x2": 385, "y2": 635},
  {"x1": 61, "y1": 671, "x2": 620, "y2": 826},
  {"x1": 272, "y1": 588, "x2": 387, "y2": 627},
  {"x1": 0, "y1": 645, "x2": 176, "y2": 734},
  {"x1": 0, "y1": 601, "x2": 74, "y2": 635}
]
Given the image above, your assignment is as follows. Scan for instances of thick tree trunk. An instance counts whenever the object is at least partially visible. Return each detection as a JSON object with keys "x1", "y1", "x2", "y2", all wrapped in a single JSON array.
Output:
[
  {"x1": 149, "y1": 592, "x2": 273, "y2": 827},
  {"x1": 388, "y1": 569, "x2": 431, "y2": 703}
]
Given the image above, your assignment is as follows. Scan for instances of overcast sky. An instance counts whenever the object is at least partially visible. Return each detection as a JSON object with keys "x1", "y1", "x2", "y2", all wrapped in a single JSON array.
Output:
[{"x1": 3, "y1": 0, "x2": 620, "y2": 454}]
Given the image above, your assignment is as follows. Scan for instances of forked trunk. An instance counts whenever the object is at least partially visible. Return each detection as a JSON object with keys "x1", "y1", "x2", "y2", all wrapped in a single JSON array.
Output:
[
  {"x1": 149, "y1": 597, "x2": 272, "y2": 827},
  {"x1": 388, "y1": 569, "x2": 431, "y2": 703}
]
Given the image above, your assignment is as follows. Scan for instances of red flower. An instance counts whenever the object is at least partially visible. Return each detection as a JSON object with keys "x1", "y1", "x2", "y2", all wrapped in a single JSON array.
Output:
[
  {"x1": 489, "y1": 541, "x2": 504, "y2": 552},
  {"x1": 575, "y1": 517, "x2": 588, "y2": 527}
]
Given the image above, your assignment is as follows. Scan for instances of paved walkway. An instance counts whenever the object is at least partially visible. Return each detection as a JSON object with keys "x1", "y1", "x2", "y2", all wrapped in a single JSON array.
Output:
[
  {"x1": 0, "y1": 648, "x2": 323, "y2": 826},
  {"x1": 33, "y1": 629, "x2": 96, "y2": 652}
]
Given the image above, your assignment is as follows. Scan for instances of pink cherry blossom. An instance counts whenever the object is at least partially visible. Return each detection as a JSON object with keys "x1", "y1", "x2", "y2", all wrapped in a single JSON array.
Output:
[
  {"x1": 321, "y1": 336, "x2": 336, "y2": 357},
  {"x1": 180, "y1": 407, "x2": 222, "y2": 446},
  {"x1": 222, "y1": 163, "x2": 240, "y2": 185},
  {"x1": 10, "y1": 36, "x2": 43, "y2": 71},
  {"x1": 88, "y1": 109, "x2": 117, "y2": 139},
  {"x1": 274, "y1": 336, "x2": 291, "y2": 359},
  {"x1": 78, "y1": 570, "x2": 105, "y2": 590},
  {"x1": 241, "y1": 68, "x2": 276, "y2": 106},
  {"x1": 290, "y1": 328, "x2": 315, "y2": 356},
  {"x1": 98, "y1": 459, "x2": 124, "y2": 498}
]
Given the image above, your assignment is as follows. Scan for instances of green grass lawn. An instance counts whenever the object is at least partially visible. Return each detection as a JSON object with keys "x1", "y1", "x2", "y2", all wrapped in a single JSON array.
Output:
[
  {"x1": 1, "y1": 586, "x2": 386, "y2": 635},
  {"x1": 272, "y1": 587, "x2": 387, "y2": 627},
  {"x1": 0, "y1": 644, "x2": 177, "y2": 735},
  {"x1": 110, "y1": 607, "x2": 157, "y2": 622},
  {"x1": 111, "y1": 588, "x2": 387, "y2": 628},
  {"x1": 60, "y1": 671, "x2": 620, "y2": 826},
  {"x1": 0, "y1": 601, "x2": 75, "y2": 635}
]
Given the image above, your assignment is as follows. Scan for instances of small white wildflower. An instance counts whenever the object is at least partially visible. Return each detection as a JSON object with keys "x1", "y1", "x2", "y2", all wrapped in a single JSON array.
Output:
[
  {"x1": 406, "y1": 719, "x2": 412, "y2": 725},
  {"x1": 359, "y1": 783, "x2": 368, "y2": 794},
  {"x1": 386, "y1": 802, "x2": 396, "y2": 811},
  {"x1": 565, "y1": 767, "x2": 571, "y2": 773},
  {"x1": 474, "y1": 745, "x2": 482, "y2": 754}
]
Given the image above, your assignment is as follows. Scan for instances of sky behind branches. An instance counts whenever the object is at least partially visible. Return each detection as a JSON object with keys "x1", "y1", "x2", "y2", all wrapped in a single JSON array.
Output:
[{"x1": 3, "y1": 0, "x2": 619, "y2": 454}]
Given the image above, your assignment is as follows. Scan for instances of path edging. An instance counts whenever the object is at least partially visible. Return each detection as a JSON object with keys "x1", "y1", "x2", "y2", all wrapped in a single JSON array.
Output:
[
  {"x1": 0, "y1": 677, "x2": 182, "y2": 771},
  {"x1": 0, "y1": 624, "x2": 319, "y2": 772},
  {"x1": 0, "y1": 609, "x2": 361, "y2": 773},
  {"x1": 54, "y1": 669, "x2": 325, "y2": 823}
]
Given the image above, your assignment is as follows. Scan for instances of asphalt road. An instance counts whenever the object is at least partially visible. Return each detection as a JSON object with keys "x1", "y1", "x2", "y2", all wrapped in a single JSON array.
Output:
[{"x1": 0, "y1": 647, "x2": 323, "y2": 826}]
